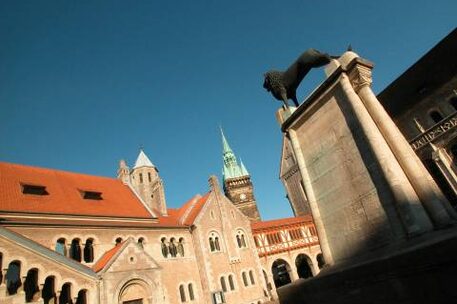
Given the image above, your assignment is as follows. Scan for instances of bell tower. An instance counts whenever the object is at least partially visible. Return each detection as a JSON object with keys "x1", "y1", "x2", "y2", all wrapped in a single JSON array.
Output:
[
  {"x1": 121, "y1": 149, "x2": 167, "y2": 216},
  {"x1": 221, "y1": 128, "x2": 261, "y2": 221}
]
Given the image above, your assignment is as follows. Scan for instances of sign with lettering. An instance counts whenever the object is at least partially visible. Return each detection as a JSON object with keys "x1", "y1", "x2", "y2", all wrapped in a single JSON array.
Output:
[{"x1": 410, "y1": 116, "x2": 457, "y2": 150}]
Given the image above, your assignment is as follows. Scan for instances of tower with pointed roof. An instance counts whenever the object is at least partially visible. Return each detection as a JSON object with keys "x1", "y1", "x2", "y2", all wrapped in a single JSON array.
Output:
[
  {"x1": 119, "y1": 149, "x2": 167, "y2": 216},
  {"x1": 221, "y1": 129, "x2": 261, "y2": 221}
]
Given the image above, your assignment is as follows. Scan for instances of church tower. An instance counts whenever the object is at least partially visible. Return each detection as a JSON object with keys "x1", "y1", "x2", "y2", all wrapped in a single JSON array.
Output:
[
  {"x1": 221, "y1": 129, "x2": 261, "y2": 221},
  {"x1": 118, "y1": 149, "x2": 167, "y2": 216}
]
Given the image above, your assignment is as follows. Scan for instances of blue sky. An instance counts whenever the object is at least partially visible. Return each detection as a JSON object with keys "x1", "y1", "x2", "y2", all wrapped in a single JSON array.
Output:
[{"x1": 0, "y1": 1, "x2": 456, "y2": 220}]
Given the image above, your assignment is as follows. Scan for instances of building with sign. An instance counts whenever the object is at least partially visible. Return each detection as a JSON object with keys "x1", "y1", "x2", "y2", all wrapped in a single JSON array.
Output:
[{"x1": 378, "y1": 28, "x2": 457, "y2": 210}]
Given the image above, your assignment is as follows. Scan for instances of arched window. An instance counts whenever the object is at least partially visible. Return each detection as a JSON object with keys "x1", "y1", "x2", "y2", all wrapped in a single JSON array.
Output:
[
  {"x1": 249, "y1": 270, "x2": 255, "y2": 285},
  {"x1": 59, "y1": 283, "x2": 72, "y2": 304},
  {"x1": 178, "y1": 238, "x2": 185, "y2": 257},
  {"x1": 214, "y1": 237, "x2": 220, "y2": 251},
  {"x1": 70, "y1": 239, "x2": 82, "y2": 262},
  {"x1": 220, "y1": 276, "x2": 227, "y2": 292},
  {"x1": 139, "y1": 173, "x2": 143, "y2": 183},
  {"x1": 6, "y1": 260, "x2": 21, "y2": 295},
  {"x1": 209, "y1": 237, "x2": 215, "y2": 252},
  {"x1": 188, "y1": 283, "x2": 195, "y2": 301},
  {"x1": 75, "y1": 289, "x2": 87, "y2": 304},
  {"x1": 161, "y1": 238, "x2": 169, "y2": 258},
  {"x1": 430, "y1": 110, "x2": 444, "y2": 123},
  {"x1": 24, "y1": 268, "x2": 39, "y2": 302},
  {"x1": 242, "y1": 271, "x2": 248, "y2": 287},
  {"x1": 115, "y1": 237, "x2": 123, "y2": 245},
  {"x1": 179, "y1": 284, "x2": 186, "y2": 302},
  {"x1": 83, "y1": 239, "x2": 94, "y2": 263},
  {"x1": 42, "y1": 276, "x2": 56, "y2": 304},
  {"x1": 55, "y1": 238, "x2": 67, "y2": 256},
  {"x1": 450, "y1": 96, "x2": 457, "y2": 111},
  {"x1": 209, "y1": 232, "x2": 222, "y2": 252},
  {"x1": 236, "y1": 230, "x2": 247, "y2": 248},
  {"x1": 295, "y1": 254, "x2": 314, "y2": 279},
  {"x1": 148, "y1": 172, "x2": 152, "y2": 183},
  {"x1": 169, "y1": 238, "x2": 177, "y2": 257},
  {"x1": 228, "y1": 275, "x2": 235, "y2": 290},
  {"x1": 138, "y1": 237, "x2": 145, "y2": 249}
]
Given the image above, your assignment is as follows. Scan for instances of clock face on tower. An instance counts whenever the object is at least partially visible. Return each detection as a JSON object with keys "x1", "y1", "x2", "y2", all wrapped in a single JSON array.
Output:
[{"x1": 239, "y1": 193, "x2": 247, "y2": 200}]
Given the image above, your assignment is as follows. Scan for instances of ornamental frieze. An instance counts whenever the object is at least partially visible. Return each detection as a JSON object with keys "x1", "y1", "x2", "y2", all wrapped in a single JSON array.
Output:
[{"x1": 410, "y1": 115, "x2": 457, "y2": 150}]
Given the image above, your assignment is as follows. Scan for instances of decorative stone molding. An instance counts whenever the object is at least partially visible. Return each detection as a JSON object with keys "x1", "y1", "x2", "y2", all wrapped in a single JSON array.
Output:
[{"x1": 347, "y1": 62, "x2": 373, "y2": 93}]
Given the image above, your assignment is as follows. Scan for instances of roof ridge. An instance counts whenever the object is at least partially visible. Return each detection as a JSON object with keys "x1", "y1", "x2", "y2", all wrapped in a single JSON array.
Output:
[
  {"x1": 93, "y1": 238, "x2": 132, "y2": 273},
  {"x1": 0, "y1": 161, "x2": 118, "y2": 181},
  {"x1": 179, "y1": 194, "x2": 203, "y2": 225}
]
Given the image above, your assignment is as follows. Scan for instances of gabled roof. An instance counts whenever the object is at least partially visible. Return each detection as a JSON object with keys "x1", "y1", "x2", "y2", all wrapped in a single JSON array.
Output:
[
  {"x1": 251, "y1": 215, "x2": 313, "y2": 230},
  {"x1": 0, "y1": 161, "x2": 217, "y2": 228},
  {"x1": 93, "y1": 241, "x2": 126, "y2": 273},
  {"x1": 179, "y1": 193, "x2": 211, "y2": 225},
  {"x1": 93, "y1": 237, "x2": 159, "y2": 273},
  {"x1": 0, "y1": 162, "x2": 154, "y2": 219},
  {"x1": 134, "y1": 149, "x2": 155, "y2": 169}
]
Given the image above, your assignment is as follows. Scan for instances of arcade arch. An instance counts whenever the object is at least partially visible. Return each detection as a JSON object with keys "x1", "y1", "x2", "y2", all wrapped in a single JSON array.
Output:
[
  {"x1": 295, "y1": 254, "x2": 313, "y2": 279},
  {"x1": 271, "y1": 259, "x2": 292, "y2": 288}
]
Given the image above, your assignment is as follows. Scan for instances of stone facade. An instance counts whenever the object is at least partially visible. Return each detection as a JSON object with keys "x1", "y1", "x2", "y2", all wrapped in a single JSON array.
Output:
[
  {"x1": 275, "y1": 31, "x2": 457, "y2": 303},
  {"x1": 377, "y1": 28, "x2": 457, "y2": 210},
  {"x1": 279, "y1": 137, "x2": 310, "y2": 216},
  {"x1": 279, "y1": 50, "x2": 456, "y2": 266},
  {"x1": 0, "y1": 150, "x2": 322, "y2": 304}
]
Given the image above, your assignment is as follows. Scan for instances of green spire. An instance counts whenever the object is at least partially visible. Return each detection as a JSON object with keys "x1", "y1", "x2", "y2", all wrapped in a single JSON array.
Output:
[
  {"x1": 240, "y1": 158, "x2": 249, "y2": 176},
  {"x1": 221, "y1": 128, "x2": 249, "y2": 181},
  {"x1": 221, "y1": 127, "x2": 232, "y2": 154}
]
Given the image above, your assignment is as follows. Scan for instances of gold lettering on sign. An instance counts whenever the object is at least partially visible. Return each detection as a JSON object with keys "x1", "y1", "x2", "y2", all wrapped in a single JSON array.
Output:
[{"x1": 411, "y1": 116, "x2": 457, "y2": 150}]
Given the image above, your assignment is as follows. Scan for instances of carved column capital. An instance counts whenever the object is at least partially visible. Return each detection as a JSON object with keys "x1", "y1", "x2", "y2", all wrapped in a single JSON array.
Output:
[{"x1": 347, "y1": 62, "x2": 373, "y2": 93}]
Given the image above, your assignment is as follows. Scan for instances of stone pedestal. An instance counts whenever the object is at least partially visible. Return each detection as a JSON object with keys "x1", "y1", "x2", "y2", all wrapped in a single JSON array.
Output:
[{"x1": 279, "y1": 51, "x2": 455, "y2": 266}]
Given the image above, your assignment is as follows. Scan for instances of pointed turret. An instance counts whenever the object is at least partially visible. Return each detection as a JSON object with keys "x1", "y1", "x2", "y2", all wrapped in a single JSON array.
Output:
[
  {"x1": 240, "y1": 159, "x2": 249, "y2": 176},
  {"x1": 221, "y1": 128, "x2": 248, "y2": 181},
  {"x1": 220, "y1": 128, "x2": 261, "y2": 222},
  {"x1": 117, "y1": 159, "x2": 130, "y2": 185},
  {"x1": 129, "y1": 149, "x2": 167, "y2": 216},
  {"x1": 134, "y1": 149, "x2": 155, "y2": 169}
]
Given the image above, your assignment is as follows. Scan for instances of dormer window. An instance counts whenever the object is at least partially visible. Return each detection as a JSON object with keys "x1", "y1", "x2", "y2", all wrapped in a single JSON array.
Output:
[
  {"x1": 21, "y1": 184, "x2": 48, "y2": 195},
  {"x1": 80, "y1": 190, "x2": 103, "y2": 200}
]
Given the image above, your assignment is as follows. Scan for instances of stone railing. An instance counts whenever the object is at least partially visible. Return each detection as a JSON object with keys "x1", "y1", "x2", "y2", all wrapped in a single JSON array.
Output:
[{"x1": 410, "y1": 112, "x2": 457, "y2": 151}]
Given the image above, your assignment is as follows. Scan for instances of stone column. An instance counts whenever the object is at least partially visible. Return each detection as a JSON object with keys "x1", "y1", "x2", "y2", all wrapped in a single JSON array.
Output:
[
  {"x1": 432, "y1": 147, "x2": 457, "y2": 198},
  {"x1": 288, "y1": 265, "x2": 299, "y2": 282},
  {"x1": 288, "y1": 129, "x2": 334, "y2": 265},
  {"x1": 339, "y1": 72, "x2": 433, "y2": 235},
  {"x1": 346, "y1": 57, "x2": 457, "y2": 226},
  {"x1": 311, "y1": 259, "x2": 320, "y2": 276},
  {"x1": 55, "y1": 291, "x2": 61, "y2": 304},
  {"x1": 0, "y1": 269, "x2": 6, "y2": 295}
]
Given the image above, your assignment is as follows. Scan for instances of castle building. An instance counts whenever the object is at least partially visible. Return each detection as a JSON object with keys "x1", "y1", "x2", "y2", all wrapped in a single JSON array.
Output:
[
  {"x1": 221, "y1": 129, "x2": 261, "y2": 222},
  {"x1": 0, "y1": 148, "x2": 321, "y2": 304},
  {"x1": 377, "y1": 28, "x2": 457, "y2": 210}
]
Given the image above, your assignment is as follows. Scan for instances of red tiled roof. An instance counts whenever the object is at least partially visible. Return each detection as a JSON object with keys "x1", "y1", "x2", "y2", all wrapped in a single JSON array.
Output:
[
  {"x1": 92, "y1": 242, "x2": 124, "y2": 272},
  {"x1": 0, "y1": 162, "x2": 153, "y2": 218},
  {"x1": 180, "y1": 193, "x2": 211, "y2": 225},
  {"x1": 251, "y1": 215, "x2": 313, "y2": 230}
]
